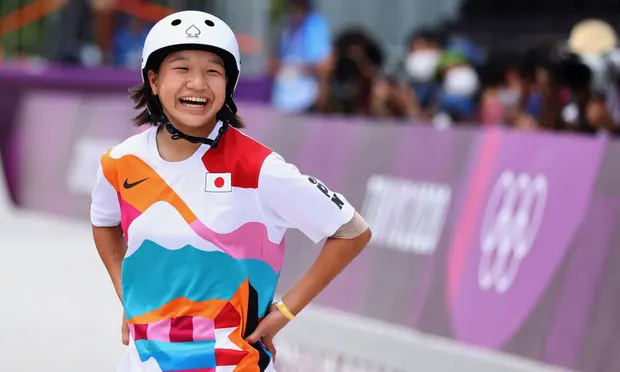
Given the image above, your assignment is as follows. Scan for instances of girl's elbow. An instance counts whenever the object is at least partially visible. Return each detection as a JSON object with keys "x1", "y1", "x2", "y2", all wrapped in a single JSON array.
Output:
[{"x1": 356, "y1": 227, "x2": 372, "y2": 247}]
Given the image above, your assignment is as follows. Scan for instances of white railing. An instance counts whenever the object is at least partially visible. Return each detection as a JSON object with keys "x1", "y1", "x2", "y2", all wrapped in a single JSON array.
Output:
[
  {"x1": 0, "y1": 152, "x2": 13, "y2": 218},
  {"x1": 275, "y1": 305, "x2": 575, "y2": 372}
]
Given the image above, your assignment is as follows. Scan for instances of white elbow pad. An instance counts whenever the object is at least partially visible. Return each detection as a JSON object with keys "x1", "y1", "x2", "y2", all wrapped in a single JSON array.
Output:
[{"x1": 330, "y1": 211, "x2": 369, "y2": 239}]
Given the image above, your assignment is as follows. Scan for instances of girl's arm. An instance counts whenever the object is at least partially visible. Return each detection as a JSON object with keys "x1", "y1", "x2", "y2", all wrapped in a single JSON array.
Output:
[{"x1": 92, "y1": 225, "x2": 126, "y2": 303}]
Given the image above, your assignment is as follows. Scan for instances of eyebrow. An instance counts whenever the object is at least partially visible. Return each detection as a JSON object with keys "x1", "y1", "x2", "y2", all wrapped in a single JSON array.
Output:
[
  {"x1": 210, "y1": 58, "x2": 225, "y2": 67},
  {"x1": 169, "y1": 55, "x2": 224, "y2": 68},
  {"x1": 169, "y1": 56, "x2": 188, "y2": 63}
]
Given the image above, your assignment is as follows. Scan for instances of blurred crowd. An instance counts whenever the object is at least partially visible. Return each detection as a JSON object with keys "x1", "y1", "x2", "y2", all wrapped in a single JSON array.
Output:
[
  {"x1": 269, "y1": 1, "x2": 620, "y2": 135},
  {"x1": 304, "y1": 22, "x2": 620, "y2": 135},
  {"x1": 3, "y1": 0, "x2": 620, "y2": 135}
]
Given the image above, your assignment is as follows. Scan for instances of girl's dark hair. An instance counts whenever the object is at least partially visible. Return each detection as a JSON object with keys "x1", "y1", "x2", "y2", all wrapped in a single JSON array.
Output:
[{"x1": 130, "y1": 70, "x2": 244, "y2": 129}]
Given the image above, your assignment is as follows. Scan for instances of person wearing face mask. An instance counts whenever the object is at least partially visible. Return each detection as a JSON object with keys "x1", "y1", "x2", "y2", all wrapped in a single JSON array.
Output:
[
  {"x1": 496, "y1": 62, "x2": 524, "y2": 110},
  {"x1": 497, "y1": 50, "x2": 548, "y2": 124},
  {"x1": 478, "y1": 50, "x2": 545, "y2": 127},
  {"x1": 478, "y1": 53, "x2": 510, "y2": 126},
  {"x1": 433, "y1": 52, "x2": 480, "y2": 125},
  {"x1": 403, "y1": 28, "x2": 445, "y2": 112}
]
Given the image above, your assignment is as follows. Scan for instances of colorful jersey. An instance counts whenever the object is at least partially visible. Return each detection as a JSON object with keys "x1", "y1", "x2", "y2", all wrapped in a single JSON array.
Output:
[{"x1": 90, "y1": 123, "x2": 354, "y2": 372}]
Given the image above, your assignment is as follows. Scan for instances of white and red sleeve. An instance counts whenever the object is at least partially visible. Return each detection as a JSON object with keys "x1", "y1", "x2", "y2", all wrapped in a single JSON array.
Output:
[{"x1": 258, "y1": 152, "x2": 355, "y2": 243}]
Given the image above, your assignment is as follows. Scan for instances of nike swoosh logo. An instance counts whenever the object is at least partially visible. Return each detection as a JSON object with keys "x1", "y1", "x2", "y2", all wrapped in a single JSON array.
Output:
[{"x1": 123, "y1": 177, "x2": 149, "y2": 189}]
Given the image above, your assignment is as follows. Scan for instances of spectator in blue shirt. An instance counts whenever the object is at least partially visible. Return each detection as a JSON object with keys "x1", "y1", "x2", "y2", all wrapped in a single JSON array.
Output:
[
  {"x1": 113, "y1": 17, "x2": 150, "y2": 70},
  {"x1": 270, "y1": 0, "x2": 331, "y2": 113}
]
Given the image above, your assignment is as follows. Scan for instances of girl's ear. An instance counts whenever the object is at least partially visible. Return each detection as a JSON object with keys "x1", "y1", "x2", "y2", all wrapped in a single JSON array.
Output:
[{"x1": 148, "y1": 70, "x2": 159, "y2": 95}]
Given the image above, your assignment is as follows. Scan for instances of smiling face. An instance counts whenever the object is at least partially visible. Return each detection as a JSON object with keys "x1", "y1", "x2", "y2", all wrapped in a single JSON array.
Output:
[{"x1": 148, "y1": 49, "x2": 227, "y2": 133}]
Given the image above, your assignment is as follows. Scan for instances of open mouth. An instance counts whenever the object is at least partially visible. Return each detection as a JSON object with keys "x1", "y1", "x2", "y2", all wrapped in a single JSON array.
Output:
[{"x1": 179, "y1": 96, "x2": 209, "y2": 109}]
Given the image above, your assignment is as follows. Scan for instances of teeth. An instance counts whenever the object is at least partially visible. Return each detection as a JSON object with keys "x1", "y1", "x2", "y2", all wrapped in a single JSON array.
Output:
[
  {"x1": 181, "y1": 96, "x2": 207, "y2": 103},
  {"x1": 182, "y1": 103, "x2": 204, "y2": 108}
]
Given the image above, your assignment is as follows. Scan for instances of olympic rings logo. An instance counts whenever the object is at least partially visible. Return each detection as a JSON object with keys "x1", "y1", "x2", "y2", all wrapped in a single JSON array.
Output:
[{"x1": 478, "y1": 171, "x2": 548, "y2": 293}]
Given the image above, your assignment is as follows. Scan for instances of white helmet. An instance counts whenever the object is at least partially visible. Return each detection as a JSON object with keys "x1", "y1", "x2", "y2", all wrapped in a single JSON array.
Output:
[
  {"x1": 140, "y1": 11, "x2": 242, "y2": 145},
  {"x1": 141, "y1": 10, "x2": 240, "y2": 94}
]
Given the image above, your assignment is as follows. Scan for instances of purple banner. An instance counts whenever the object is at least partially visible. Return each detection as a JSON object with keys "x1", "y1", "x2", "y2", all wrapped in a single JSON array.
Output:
[
  {"x1": 4, "y1": 86, "x2": 620, "y2": 371},
  {"x1": 448, "y1": 131, "x2": 604, "y2": 349}
]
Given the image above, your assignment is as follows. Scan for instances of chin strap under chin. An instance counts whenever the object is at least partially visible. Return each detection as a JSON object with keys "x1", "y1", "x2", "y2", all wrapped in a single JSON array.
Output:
[
  {"x1": 148, "y1": 96, "x2": 233, "y2": 149},
  {"x1": 164, "y1": 121, "x2": 229, "y2": 148}
]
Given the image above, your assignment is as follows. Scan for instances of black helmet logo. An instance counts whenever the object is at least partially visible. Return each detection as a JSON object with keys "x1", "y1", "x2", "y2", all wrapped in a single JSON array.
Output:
[{"x1": 186, "y1": 25, "x2": 201, "y2": 38}]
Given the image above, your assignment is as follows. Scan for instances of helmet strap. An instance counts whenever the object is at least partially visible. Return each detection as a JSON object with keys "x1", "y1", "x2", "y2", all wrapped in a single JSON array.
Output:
[{"x1": 149, "y1": 95, "x2": 233, "y2": 148}]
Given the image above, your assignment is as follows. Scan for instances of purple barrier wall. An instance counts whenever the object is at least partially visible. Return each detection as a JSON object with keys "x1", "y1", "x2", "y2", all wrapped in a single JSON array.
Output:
[{"x1": 3, "y1": 88, "x2": 620, "y2": 371}]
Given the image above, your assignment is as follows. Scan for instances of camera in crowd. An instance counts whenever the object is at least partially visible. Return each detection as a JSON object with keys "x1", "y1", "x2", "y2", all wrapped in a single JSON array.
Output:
[
  {"x1": 547, "y1": 19, "x2": 620, "y2": 132},
  {"x1": 551, "y1": 46, "x2": 620, "y2": 96}
]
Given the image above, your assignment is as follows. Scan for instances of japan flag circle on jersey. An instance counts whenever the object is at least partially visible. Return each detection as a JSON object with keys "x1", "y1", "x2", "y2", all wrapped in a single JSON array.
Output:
[{"x1": 205, "y1": 172, "x2": 232, "y2": 192}]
